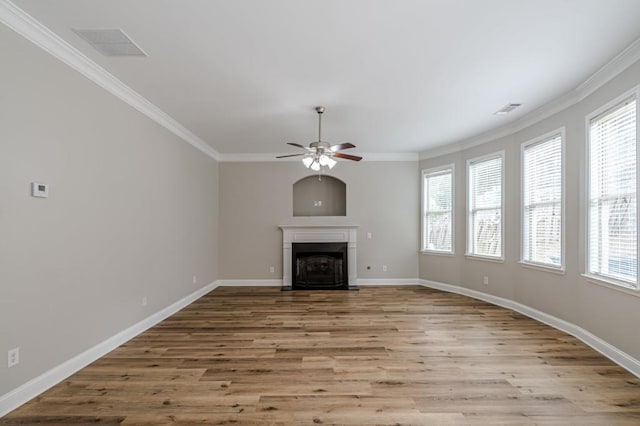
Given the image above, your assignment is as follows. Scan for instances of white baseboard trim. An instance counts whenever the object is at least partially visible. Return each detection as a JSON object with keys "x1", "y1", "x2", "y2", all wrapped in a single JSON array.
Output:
[
  {"x1": 419, "y1": 279, "x2": 640, "y2": 378},
  {"x1": 357, "y1": 278, "x2": 419, "y2": 285},
  {"x1": 0, "y1": 280, "x2": 220, "y2": 417},
  {"x1": 216, "y1": 278, "x2": 421, "y2": 287},
  {"x1": 217, "y1": 279, "x2": 282, "y2": 287}
]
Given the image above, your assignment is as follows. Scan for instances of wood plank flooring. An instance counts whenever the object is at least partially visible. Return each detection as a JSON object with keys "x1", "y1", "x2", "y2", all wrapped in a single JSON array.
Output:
[{"x1": 2, "y1": 285, "x2": 640, "y2": 425}]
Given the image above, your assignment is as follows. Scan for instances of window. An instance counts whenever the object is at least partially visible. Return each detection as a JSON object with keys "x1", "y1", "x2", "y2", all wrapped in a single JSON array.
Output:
[
  {"x1": 522, "y1": 131, "x2": 563, "y2": 269},
  {"x1": 422, "y1": 165, "x2": 454, "y2": 253},
  {"x1": 588, "y1": 93, "x2": 637, "y2": 288},
  {"x1": 467, "y1": 153, "x2": 503, "y2": 259}
]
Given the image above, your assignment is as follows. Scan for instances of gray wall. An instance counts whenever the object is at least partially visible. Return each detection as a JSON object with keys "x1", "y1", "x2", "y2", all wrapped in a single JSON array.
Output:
[
  {"x1": 219, "y1": 161, "x2": 419, "y2": 280},
  {"x1": 0, "y1": 24, "x2": 219, "y2": 396},
  {"x1": 419, "y1": 58, "x2": 640, "y2": 361}
]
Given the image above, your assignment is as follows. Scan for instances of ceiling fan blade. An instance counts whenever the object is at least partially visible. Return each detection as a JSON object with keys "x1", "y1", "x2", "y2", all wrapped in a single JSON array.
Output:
[
  {"x1": 333, "y1": 152, "x2": 362, "y2": 161},
  {"x1": 276, "y1": 153, "x2": 306, "y2": 158},
  {"x1": 287, "y1": 142, "x2": 308, "y2": 149},
  {"x1": 330, "y1": 142, "x2": 356, "y2": 152}
]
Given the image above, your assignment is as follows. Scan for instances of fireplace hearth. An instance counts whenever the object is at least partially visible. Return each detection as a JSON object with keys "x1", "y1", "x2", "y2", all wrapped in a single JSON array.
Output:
[{"x1": 292, "y1": 242, "x2": 348, "y2": 290}]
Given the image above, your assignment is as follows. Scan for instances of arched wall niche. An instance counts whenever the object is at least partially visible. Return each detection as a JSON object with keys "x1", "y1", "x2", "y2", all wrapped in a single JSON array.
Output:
[{"x1": 293, "y1": 175, "x2": 347, "y2": 216}]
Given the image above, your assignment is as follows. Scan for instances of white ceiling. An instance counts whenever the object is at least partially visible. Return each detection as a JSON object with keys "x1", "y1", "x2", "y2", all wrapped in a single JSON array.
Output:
[{"x1": 10, "y1": 0, "x2": 640, "y2": 156}]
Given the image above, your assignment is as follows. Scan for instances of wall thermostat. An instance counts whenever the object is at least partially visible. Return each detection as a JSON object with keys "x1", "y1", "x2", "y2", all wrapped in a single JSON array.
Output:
[{"x1": 31, "y1": 182, "x2": 49, "y2": 198}]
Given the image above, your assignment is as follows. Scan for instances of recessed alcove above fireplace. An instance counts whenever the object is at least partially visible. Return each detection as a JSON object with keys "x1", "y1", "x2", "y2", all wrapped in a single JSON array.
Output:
[
  {"x1": 293, "y1": 175, "x2": 346, "y2": 216},
  {"x1": 280, "y1": 225, "x2": 358, "y2": 291}
]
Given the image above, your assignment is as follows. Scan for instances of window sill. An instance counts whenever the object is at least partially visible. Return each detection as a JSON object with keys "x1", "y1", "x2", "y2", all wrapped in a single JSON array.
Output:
[
  {"x1": 582, "y1": 274, "x2": 640, "y2": 298},
  {"x1": 465, "y1": 254, "x2": 504, "y2": 263},
  {"x1": 420, "y1": 250, "x2": 454, "y2": 256},
  {"x1": 518, "y1": 261, "x2": 565, "y2": 275}
]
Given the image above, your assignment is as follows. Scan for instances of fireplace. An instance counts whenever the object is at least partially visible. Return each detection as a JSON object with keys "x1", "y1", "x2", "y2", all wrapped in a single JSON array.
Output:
[
  {"x1": 280, "y1": 225, "x2": 359, "y2": 291},
  {"x1": 292, "y1": 242, "x2": 348, "y2": 290}
]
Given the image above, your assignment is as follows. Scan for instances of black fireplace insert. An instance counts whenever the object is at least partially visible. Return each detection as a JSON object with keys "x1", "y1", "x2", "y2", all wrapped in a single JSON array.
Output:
[{"x1": 292, "y1": 242, "x2": 348, "y2": 290}]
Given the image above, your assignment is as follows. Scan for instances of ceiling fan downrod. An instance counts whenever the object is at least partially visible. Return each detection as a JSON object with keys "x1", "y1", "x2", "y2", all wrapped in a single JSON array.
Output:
[{"x1": 316, "y1": 105, "x2": 324, "y2": 142}]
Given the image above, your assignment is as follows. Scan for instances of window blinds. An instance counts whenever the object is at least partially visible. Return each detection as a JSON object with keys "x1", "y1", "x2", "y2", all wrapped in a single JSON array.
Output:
[
  {"x1": 469, "y1": 155, "x2": 502, "y2": 257},
  {"x1": 523, "y1": 135, "x2": 562, "y2": 267},
  {"x1": 423, "y1": 168, "x2": 453, "y2": 252},
  {"x1": 589, "y1": 97, "x2": 637, "y2": 286}
]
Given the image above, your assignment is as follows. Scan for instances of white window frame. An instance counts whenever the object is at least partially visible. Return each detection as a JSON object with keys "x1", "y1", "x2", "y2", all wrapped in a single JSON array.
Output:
[
  {"x1": 519, "y1": 128, "x2": 565, "y2": 273},
  {"x1": 421, "y1": 164, "x2": 455, "y2": 255},
  {"x1": 466, "y1": 151, "x2": 505, "y2": 262},
  {"x1": 584, "y1": 86, "x2": 640, "y2": 293}
]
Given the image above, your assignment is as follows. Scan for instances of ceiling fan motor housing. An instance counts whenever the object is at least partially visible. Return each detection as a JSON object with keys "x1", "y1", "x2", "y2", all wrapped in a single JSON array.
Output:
[{"x1": 309, "y1": 141, "x2": 331, "y2": 153}]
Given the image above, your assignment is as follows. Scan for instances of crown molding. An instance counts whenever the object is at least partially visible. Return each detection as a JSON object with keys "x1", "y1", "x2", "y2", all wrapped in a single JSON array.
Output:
[
  {"x1": 0, "y1": 0, "x2": 415, "y2": 165},
  {"x1": 219, "y1": 152, "x2": 419, "y2": 162},
  {"x1": 7, "y1": 0, "x2": 639, "y2": 163},
  {"x1": 576, "y1": 37, "x2": 640, "y2": 97},
  {"x1": 360, "y1": 152, "x2": 419, "y2": 161},
  {"x1": 0, "y1": 0, "x2": 220, "y2": 161},
  {"x1": 418, "y1": 92, "x2": 577, "y2": 160},
  {"x1": 219, "y1": 153, "x2": 306, "y2": 162},
  {"x1": 420, "y1": 36, "x2": 640, "y2": 161}
]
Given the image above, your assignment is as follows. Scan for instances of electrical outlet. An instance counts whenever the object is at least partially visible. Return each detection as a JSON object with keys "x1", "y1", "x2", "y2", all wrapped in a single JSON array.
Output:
[
  {"x1": 142, "y1": 296, "x2": 148, "y2": 306},
  {"x1": 382, "y1": 265, "x2": 388, "y2": 272},
  {"x1": 367, "y1": 232, "x2": 372, "y2": 239},
  {"x1": 8, "y1": 347, "x2": 19, "y2": 368},
  {"x1": 193, "y1": 275, "x2": 197, "y2": 284},
  {"x1": 269, "y1": 266, "x2": 275, "y2": 273},
  {"x1": 483, "y1": 276, "x2": 489, "y2": 285}
]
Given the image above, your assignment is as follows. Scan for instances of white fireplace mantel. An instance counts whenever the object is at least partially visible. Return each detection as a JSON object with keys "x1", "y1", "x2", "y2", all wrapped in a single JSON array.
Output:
[{"x1": 280, "y1": 225, "x2": 359, "y2": 289}]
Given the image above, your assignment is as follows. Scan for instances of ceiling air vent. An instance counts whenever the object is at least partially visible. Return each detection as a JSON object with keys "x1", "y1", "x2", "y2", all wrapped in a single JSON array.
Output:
[
  {"x1": 73, "y1": 29, "x2": 147, "y2": 57},
  {"x1": 494, "y1": 103, "x2": 522, "y2": 115}
]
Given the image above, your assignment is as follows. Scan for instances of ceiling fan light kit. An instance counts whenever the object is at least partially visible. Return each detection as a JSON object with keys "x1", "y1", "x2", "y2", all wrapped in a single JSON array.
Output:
[
  {"x1": 277, "y1": 106, "x2": 362, "y2": 177},
  {"x1": 318, "y1": 154, "x2": 336, "y2": 168}
]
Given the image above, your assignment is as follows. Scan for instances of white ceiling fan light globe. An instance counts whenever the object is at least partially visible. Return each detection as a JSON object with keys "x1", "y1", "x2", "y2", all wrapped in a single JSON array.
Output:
[
  {"x1": 310, "y1": 161, "x2": 321, "y2": 172},
  {"x1": 319, "y1": 154, "x2": 329, "y2": 166},
  {"x1": 302, "y1": 157, "x2": 313, "y2": 168},
  {"x1": 326, "y1": 156, "x2": 337, "y2": 169}
]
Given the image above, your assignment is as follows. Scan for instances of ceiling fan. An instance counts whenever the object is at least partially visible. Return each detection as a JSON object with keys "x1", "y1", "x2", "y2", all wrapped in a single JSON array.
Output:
[{"x1": 276, "y1": 106, "x2": 362, "y2": 171}]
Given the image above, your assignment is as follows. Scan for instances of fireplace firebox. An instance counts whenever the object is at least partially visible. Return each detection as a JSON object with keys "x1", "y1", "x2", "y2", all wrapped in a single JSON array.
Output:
[{"x1": 292, "y1": 242, "x2": 348, "y2": 290}]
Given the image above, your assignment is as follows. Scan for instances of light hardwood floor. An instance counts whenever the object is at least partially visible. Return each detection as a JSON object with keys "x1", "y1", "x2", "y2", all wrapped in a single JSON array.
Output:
[{"x1": 2, "y1": 286, "x2": 640, "y2": 425}]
